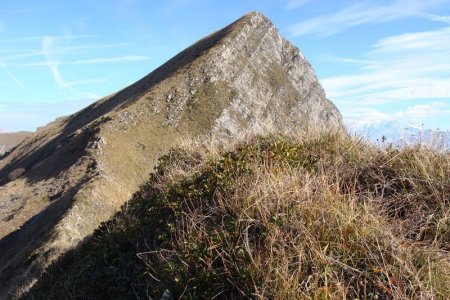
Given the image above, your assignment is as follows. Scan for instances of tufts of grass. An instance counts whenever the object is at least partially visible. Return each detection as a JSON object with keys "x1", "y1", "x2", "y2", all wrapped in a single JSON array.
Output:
[{"x1": 26, "y1": 130, "x2": 450, "y2": 299}]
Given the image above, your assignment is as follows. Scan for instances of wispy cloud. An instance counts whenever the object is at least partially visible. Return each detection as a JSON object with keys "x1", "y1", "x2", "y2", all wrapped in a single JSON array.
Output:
[
  {"x1": 346, "y1": 102, "x2": 450, "y2": 130},
  {"x1": 285, "y1": 0, "x2": 311, "y2": 10},
  {"x1": 64, "y1": 42, "x2": 129, "y2": 52},
  {"x1": 345, "y1": 107, "x2": 393, "y2": 128},
  {"x1": 0, "y1": 62, "x2": 24, "y2": 88},
  {"x1": 2, "y1": 50, "x2": 43, "y2": 62},
  {"x1": 38, "y1": 36, "x2": 142, "y2": 89},
  {"x1": 13, "y1": 55, "x2": 149, "y2": 67},
  {"x1": 289, "y1": 0, "x2": 445, "y2": 37},
  {"x1": 42, "y1": 36, "x2": 71, "y2": 89},
  {"x1": 67, "y1": 55, "x2": 149, "y2": 65},
  {"x1": 422, "y1": 13, "x2": 450, "y2": 24},
  {"x1": 0, "y1": 34, "x2": 94, "y2": 44},
  {"x1": 0, "y1": 6, "x2": 44, "y2": 14},
  {"x1": 0, "y1": 31, "x2": 148, "y2": 98},
  {"x1": 372, "y1": 27, "x2": 450, "y2": 52},
  {"x1": 61, "y1": 76, "x2": 115, "y2": 88},
  {"x1": 322, "y1": 25, "x2": 450, "y2": 130},
  {"x1": 397, "y1": 102, "x2": 450, "y2": 121},
  {"x1": 323, "y1": 26, "x2": 450, "y2": 105},
  {"x1": 0, "y1": 43, "x2": 130, "y2": 64}
]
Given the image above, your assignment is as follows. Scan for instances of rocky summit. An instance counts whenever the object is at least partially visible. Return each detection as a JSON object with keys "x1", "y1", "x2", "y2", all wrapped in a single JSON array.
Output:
[{"x1": 0, "y1": 12, "x2": 341, "y2": 298}]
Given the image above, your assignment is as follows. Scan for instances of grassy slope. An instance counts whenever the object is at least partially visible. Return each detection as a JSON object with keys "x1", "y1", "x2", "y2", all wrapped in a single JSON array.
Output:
[{"x1": 26, "y1": 131, "x2": 449, "y2": 299}]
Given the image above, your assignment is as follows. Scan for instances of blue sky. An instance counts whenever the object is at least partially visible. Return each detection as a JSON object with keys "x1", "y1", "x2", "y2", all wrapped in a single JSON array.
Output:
[{"x1": 0, "y1": 0, "x2": 449, "y2": 133}]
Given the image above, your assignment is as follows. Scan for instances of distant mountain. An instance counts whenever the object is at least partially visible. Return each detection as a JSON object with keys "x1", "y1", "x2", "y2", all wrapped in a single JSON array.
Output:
[
  {"x1": 350, "y1": 122, "x2": 449, "y2": 151},
  {"x1": 0, "y1": 12, "x2": 342, "y2": 298},
  {"x1": 0, "y1": 132, "x2": 33, "y2": 156},
  {"x1": 398, "y1": 127, "x2": 450, "y2": 150}
]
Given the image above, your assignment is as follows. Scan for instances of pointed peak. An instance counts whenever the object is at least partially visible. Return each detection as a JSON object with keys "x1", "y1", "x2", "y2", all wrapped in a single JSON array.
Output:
[
  {"x1": 210, "y1": 11, "x2": 277, "y2": 50},
  {"x1": 241, "y1": 11, "x2": 267, "y2": 20},
  {"x1": 241, "y1": 11, "x2": 270, "y2": 20},
  {"x1": 233, "y1": 11, "x2": 274, "y2": 29}
]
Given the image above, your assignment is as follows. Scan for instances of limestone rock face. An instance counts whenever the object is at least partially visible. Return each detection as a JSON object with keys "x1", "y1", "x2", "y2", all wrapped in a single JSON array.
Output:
[
  {"x1": 210, "y1": 13, "x2": 341, "y2": 135},
  {"x1": 0, "y1": 12, "x2": 341, "y2": 298}
]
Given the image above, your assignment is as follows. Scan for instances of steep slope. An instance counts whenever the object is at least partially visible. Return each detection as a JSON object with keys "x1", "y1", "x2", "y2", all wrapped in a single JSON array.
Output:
[
  {"x1": 0, "y1": 12, "x2": 341, "y2": 298},
  {"x1": 0, "y1": 132, "x2": 32, "y2": 155}
]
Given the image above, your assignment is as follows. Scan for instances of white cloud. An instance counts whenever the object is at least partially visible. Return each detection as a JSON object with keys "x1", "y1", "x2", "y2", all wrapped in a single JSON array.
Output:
[
  {"x1": 0, "y1": 34, "x2": 93, "y2": 44},
  {"x1": 61, "y1": 76, "x2": 115, "y2": 88},
  {"x1": 0, "y1": 62, "x2": 24, "y2": 88},
  {"x1": 322, "y1": 26, "x2": 450, "y2": 105},
  {"x1": 0, "y1": 32, "x2": 147, "y2": 100},
  {"x1": 17, "y1": 55, "x2": 149, "y2": 67},
  {"x1": 345, "y1": 102, "x2": 450, "y2": 130},
  {"x1": 422, "y1": 13, "x2": 450, "y2": 24},
  {"x1": 396, "y1": 102, "x2": 450, "y2": 121},
  {"x1": 289, "y1": 0, "x2": 445, "y2": 37},
  {"x1": 1, "y1": 43, "x2": 130, "y2": 64},
  {"x1": 285, "y1": 0, "x2": 311, "y2": 10},
  {"x1": 372, "y1": 27, "x2": 450, "y2": 52},
  {"x1": 323, "y1": 76, "x2": 450, "y2": 104},
  {"x1": 38, "y1": 35, "x2": 136, "y2": 89},
  {"x1": 68, "y1": 55, "x2": 149, "y2": 65},
  {"x1": 322, "y1": 25, "x2": 450, "y2": 130},
  {"x1": 42, "y1": 36, "x2": 71, "y2": 89},
  {"x1": 64, "y1": 42, "x2": 129, "y2": 52},
  {"x1": 0, "y1": 6, "x2": 44, "y2": 14},
  {"x1": 345, "y1": 107, "x2": 392, "y2": 128}
]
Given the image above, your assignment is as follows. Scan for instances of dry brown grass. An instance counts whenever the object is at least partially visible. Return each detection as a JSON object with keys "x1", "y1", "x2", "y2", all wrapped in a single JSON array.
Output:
[{"x1": 26, "y1": 130, "x2": 450, "y2": 299}]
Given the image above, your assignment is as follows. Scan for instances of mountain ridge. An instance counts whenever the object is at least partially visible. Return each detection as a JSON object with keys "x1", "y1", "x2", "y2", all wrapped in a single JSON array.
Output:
[{"x1": 0, "y1": 12, "x2": 342, "y2": 298}]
